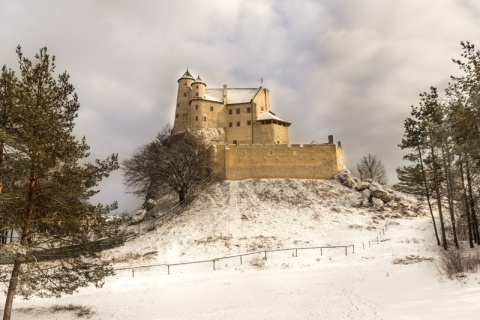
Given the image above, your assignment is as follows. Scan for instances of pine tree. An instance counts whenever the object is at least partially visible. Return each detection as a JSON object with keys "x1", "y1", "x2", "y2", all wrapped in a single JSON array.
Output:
[
  {"x1": 0, "y1": 46, "x2": 119, "y2": 320},
  {"x1": 0, "y1": 65, "x2": 18, "y2": 246}
]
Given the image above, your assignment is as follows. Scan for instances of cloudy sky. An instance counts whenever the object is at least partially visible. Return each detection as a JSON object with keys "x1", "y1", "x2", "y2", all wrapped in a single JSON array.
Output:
[{"x1": 1, "y1": 0, "x2": 480, "y2": 212}]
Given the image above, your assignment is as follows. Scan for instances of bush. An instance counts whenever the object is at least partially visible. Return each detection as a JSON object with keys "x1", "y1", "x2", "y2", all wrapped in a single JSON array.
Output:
[{"x1": 439, "y1": 249, "x2": 480, "y2": 279}]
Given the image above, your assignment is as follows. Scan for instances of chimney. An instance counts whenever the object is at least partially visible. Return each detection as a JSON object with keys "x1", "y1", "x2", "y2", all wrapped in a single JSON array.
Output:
[
  {"x1": 328, "y1": 135, "x2": 334, "y2": 144},
  {"x1": 223, "y1": 84, "x2": 227, "y2": 104}
]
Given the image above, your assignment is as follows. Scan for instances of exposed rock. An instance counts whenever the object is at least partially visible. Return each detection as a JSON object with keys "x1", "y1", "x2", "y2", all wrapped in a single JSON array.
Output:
[
  {"x1": 334, "y1": 169, "x2": 355, "y2": 189},
  {"x1": 130, "y1": 209, "x2": 147, "y2": 225},
  {"x1": 361, "y1": 188, "x2": 371, "y2": 198},
  {"x1": 355, "y1": 181, "x2": 371, "y2": 192},
  {"x1": 372, "y1": 197, "x2": 384, "y2": 208},
  {"x1": 188, "y1": 127, "x2": 225, "y2": 143},
  {"x1": 370, "y1": 182, "x2": 393, "y2": 203}
]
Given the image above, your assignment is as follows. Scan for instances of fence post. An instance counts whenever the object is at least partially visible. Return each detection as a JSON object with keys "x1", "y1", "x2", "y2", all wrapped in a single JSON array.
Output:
[
  {"x1": 377, "y1": 237, "x2": 379, "y2": 244},
  {"x1": 320, "y1": 248, "x2": 323, "y2": 256},
  {"x1": 264, "y1": 251, "x2": 267, "y2": 261},
  {"x1": 352, "y1": 245, "x2": 355, "y2": 254},
  {"x1": 213, "y1": 260, "x2": 216, "y2": 270},
  {"x1": 362, "y1": 242, "x2": 365, "y2": 249},
  {"x1": 240, "y1": 255, "x2": 242, "y2": 265},
  {"x1": 345, "y1": 246, "x2": 347, "y2": 256},
  {"x1": 167, "y1": 265, "x2": 170, "y2": 275},
  {"x1": 369, "y1": 240, "x2": 370, "y2": 247},
  {"x1": 295, "y1": 249, "x2": 298, "y2": 257},
  {"x1": 132, "y1": 268, "x2": 135, "y2": 278}
]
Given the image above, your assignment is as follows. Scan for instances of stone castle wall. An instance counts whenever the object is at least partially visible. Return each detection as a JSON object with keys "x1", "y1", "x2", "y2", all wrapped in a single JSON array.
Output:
[{"x1": 211, "y1": 143, "x2": 343, "y2": 180}]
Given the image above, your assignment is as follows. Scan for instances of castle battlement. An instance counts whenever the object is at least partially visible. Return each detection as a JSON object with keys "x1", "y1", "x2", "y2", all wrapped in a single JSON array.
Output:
[{"x1": 172, "y1": 69, "x2": 344, "y2": 181}]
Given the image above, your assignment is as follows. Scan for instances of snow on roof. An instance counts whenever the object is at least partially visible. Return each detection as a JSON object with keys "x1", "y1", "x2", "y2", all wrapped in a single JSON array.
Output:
[
  {"x1": 204, "y1": 89, "x2": 223, "y2": 102},
  {"x1": 178, "y1": 69, "x2": 195, "y2": 81},
  {"x1": 204, "y1": 88, "x2": 260, "y2": 104},
  {"x1": 226, "y1": 88, "x2": 259, "y2": 104},
  {"x1": 257, "y1": 111, "x2": 289, "y2": 123}
]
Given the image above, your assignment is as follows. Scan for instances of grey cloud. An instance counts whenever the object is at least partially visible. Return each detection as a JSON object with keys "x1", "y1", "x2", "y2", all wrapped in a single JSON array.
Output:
[{"x1": 2, "y1": 0, "x2": 480, "y2": 211}]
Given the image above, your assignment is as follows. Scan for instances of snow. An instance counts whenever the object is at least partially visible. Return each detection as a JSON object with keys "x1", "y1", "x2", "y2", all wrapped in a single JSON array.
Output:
[
  {"x1": 5, "y1": 179, "x2": 480, "y2": 319},
  {"x1": 204, "y1": 88, "x2": 259, "y2": 104},
  {"x1": 256, "y1": 111, "x2": 289, "y2": 123}
]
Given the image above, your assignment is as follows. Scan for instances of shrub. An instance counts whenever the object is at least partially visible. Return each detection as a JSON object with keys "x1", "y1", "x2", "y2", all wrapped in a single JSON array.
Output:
[{"x1": 439, "y1": 249, "x2": 480, "y2": 279}]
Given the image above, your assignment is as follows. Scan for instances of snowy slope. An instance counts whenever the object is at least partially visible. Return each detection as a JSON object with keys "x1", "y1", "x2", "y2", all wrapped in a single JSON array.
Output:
[
  {"x1": 105, "y1": 179, "x2": 410, "y2": 266},
  {"x1": 6, "y1": 179, "x2": 480, "y2": 319}
]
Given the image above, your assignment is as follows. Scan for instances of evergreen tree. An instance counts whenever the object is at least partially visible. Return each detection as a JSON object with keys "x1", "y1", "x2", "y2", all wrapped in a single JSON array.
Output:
[
  {"x1": 400, "y1": 41, "x2": 480, "y2": 251},
  {"x1": 0, "y1": 46, "x2": 119, "y2": 320}
]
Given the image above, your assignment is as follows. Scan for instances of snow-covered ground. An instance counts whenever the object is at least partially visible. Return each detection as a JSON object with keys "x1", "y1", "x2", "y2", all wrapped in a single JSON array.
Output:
[{"x1": 6, "y1": 179, "x2": 480, "y2": 319}]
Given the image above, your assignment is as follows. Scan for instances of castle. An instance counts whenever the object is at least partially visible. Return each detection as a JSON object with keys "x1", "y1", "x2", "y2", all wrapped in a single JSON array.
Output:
[{"x1": 172, "y1": 69, "x2": 344, "y2": 180}]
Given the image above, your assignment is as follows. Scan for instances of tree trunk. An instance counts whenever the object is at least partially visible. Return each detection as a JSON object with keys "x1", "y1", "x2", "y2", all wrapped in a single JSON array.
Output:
[
  {"x1": 465, "y1": 157, "x2": 480, "y2": 244},
  {"x1": 178, "y1": 189, "x2": 186, "y2": 204},
  {"x1": 3, "y1": 260, "x2": 22, "y2": 320},
  {"x1": 459, "y1": 159, "x2": 474, "y2": 248},
  {"x1": 0, "y1": 141, "x2": 3, "y2": 194},
  {"x1": 441, "y1": 145, "x2": 459, "y2": 248},
  {"x1": 417, "y1": 146, "x2": 440, "y2": 245},
  {"x1": 430, "y1": 146, "x2": 447, "y2": 250}
]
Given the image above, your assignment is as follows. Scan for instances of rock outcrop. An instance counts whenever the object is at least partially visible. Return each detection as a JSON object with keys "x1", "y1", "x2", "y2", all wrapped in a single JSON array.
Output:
[
  {"x1": 334, "y1": 169, "x2": 355, "y2": 189},
  {"x1": 335, "y1": 169, "x2": 425, "y2": 217}
]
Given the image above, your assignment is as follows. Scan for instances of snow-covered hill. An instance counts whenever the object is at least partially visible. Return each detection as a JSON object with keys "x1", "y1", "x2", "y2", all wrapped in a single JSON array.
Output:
[
  {"x1": 105, "y1": 179, "x2": 421, "y2": 266},
  {"x1": 8, "y1": 179, "x2": 480, "y2": 320}
]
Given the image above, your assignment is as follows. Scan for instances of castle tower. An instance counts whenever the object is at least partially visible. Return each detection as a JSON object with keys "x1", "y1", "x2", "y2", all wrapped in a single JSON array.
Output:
[
  {"x1": 191, "y1": 75, "x2": 206, "y2": 99},
  {"x1": 173, "y1": 69, "x2": 195, "y2": 132},
  {"x1": 189, "y1": 75, "x2": 210, "y2": 130}
]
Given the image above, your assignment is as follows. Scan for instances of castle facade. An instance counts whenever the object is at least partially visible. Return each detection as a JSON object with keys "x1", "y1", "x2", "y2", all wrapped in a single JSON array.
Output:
[{"x1": 172, "y1": 69, "x2": 344, "y2": 180}]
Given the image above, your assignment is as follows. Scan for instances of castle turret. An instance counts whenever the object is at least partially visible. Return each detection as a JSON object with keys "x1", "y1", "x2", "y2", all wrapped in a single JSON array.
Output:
[
  {"x1": 173, "y1": 69, "x2": 195, "y2": 132},
  {"x1": 189, "y1": 75, "x2": 210, "y2": 130},
  {"x1": 192, "y1": 75, "x2": 206, "y2": 99}
]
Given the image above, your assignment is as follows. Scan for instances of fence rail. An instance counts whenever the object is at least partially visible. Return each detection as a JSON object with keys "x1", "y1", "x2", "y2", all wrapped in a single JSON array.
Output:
[
  {"x1": 114, "y1": 216, "x2": 393, "y2": 278},
  {"x1": 113, "y1": 244, "x2": 355, "y2": 277}
]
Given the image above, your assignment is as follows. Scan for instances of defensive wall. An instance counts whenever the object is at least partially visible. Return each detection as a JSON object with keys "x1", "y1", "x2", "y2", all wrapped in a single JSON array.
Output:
[{"x1": 211, "y1": 140, "x2": 343, "y2": 180}]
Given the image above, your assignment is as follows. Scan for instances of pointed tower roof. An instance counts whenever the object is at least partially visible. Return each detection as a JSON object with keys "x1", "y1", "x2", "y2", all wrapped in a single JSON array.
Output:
[
  {"x1": 178, "y1": 68, "x2": 195, "y2": 82},
  {"x1": 192, "y1": 75, "x2": 206, "y2": 86}
]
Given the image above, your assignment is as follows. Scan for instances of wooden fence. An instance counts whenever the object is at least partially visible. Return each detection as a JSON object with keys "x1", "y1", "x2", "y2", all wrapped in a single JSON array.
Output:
[
  {"x1": 113, "y1": 216, "x2": 393, "y2": 278},
  {"x1": 113, "y1": 244, "x2": 355, "y2": 277}
]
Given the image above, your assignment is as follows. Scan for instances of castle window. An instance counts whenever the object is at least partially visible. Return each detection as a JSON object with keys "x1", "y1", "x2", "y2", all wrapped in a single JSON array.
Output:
[
  {"x1": 196, "y1": 93, "x2": 198, "y2": 96},
  {"x1": 233, "y1": 140, "x2": 238, "y2": 145},
  {"x1": 203, "y1": 117, "x2": 206, "y2": 121},
  {"x1": 229, "y1": 109, "x2": 233, "y2": 115},
  {"x1": 247, "y1": 120, "x2": 252, "y2": 125},
  {"x1": 176, "y1": 114, "x2": 179, "y2": 118},
  {"x1": 184, "y1": 93, "x2": 187, "y2": 97},
  {"x1": 247, "y1": 107, "x2": 251, "y2": 113},
  {"x1": 196, "y1": 85, "x2": 198, "y2": 89},
  {"x1": 210, "y1": 106, "x2": 213, "y2": 111},
  {"x1": 236, "y1": 108, "x2": 240, "y2": 114},
  {"x1": 177, "y1": 103, "x2": 179, "y2": 108},
  {"x1": 236, "y1": 122, "x2": 240, "y2": 127},
  {"x1": 269, "y1": 150, "x2": 274, "y2": 155},
  {"x1": 195, "y1": 105, "x2": 198, "y2": 110},
  {"x1": 228, "y1": 122, "x2": 233, "y2": 127},
  {"x1": 195, "y1": 116, "x2": 198, "y2": 121}
]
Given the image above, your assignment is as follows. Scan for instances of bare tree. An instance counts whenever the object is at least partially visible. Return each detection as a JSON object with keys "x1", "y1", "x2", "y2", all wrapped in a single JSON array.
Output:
[
  {"x1": 122, "y1": 125, "x2": 212, "y2": 205},
  {"x1": 351, "y1": 153, "x2": 388, "y2": 185}
]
